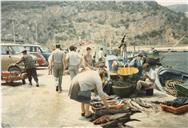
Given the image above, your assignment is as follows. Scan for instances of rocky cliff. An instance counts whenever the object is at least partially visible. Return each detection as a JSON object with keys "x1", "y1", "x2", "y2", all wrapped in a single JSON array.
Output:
[{"x1": 1, "y1": 1, "x2": 188, "y2": 47}]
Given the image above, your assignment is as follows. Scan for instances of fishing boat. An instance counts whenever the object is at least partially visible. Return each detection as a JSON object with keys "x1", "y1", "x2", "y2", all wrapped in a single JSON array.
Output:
[{"x1": 155, "y1": 66, "x2": 188, "y2": 96}]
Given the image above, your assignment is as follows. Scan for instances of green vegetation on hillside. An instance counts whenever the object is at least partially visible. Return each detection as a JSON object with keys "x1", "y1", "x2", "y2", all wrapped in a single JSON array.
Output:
[{"x1": 1, "y1": 1, "x2": 188, "y2": 47}]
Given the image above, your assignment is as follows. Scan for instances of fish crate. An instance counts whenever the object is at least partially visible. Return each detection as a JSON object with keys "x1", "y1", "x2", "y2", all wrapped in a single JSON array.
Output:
[
  {"x1": 160, "y1": 103, "x2": 188, "y2": 114},
  {"x1": 175, "y1": 84, "x2": 188, "y2": 97}
]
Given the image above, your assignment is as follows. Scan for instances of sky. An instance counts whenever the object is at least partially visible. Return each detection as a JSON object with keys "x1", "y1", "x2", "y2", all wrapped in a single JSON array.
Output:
[
  {"x1": 1, "y1": 0, "x2": 188, "y2": 6},
  {"x1": 155, "y1": 0, "x2": 188, "y2": 6}
]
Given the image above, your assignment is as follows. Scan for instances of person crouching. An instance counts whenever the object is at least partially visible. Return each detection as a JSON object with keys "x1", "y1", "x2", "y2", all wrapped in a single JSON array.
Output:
[{"x1": 69, "y1": 69, "x2": 110, "y2": 118}]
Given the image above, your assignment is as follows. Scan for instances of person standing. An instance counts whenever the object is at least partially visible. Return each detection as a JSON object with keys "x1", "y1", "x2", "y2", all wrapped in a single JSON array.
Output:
[
  {"x1": 66, "y1": 45, "x2": 82, "y2": 80},
  {"x1": 97, "y1": 48, "x2": 105, "y2": 62},
  {"x1": 16, "y1": 50, "x2": 39, "y2": 87},
  {"x1": 50, "y1": 44, "x2": 66, "y2": 92},
  {"x1": 48, "y1": 48, "x2": 55, "y2": 75},
  {"x1": 129, "y1": 53, "x2": 144, "y2": 76},
  {"x1": 92, "y1": 52, "x2": 96, "y2": 68},
  {"x1": 83, "y1": 47, "x2": 93, "y2": 69}
]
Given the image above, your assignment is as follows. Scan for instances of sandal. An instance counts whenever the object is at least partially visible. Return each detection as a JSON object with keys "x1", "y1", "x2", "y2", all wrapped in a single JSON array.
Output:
[{"x1": 85, "y1": 113, "x2": 93, "y2": 118}]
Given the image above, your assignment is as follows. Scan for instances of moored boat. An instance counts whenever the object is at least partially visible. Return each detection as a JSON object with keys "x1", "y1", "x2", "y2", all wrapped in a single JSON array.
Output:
[{"x1": 155, "y1": 66, "x2": 188, "y2": 96}]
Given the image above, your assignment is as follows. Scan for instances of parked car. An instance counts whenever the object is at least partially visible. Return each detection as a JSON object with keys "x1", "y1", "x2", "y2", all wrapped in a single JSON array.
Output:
[
  {"x1": 23, "y1": 44, "x2": 50, "y2": 66},
  {"x1": 1, "y1": 43, "x2": 36, "y2": 84}
]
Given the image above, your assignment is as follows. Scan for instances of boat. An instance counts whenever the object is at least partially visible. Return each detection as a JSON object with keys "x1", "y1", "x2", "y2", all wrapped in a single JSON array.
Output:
[
  {"x1": 148, "y1": 48, "x2": 159, "y2": 56},
  {"x1": 155, "y1": 66, "x2": 188, "y2": 94},
  {"x1": 175, "y1": 82, "x2": 188, "y2": 97}
]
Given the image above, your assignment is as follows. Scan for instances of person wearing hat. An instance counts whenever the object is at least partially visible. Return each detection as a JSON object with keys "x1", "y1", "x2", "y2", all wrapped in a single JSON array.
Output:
[
  {"x1": 66, "y1": 45, "x2": 82, "y2": 80},
  {"x1": 136, "y1": 63, "x2": 156, "y2": 91},
  {"x1": 129, "y1": 53, "x2": 145, "y2": 76},
  {"x1": 69, "y1": 69, "x2": 110, "y2": 118},
  {"x1": 50, "y1": 44, "x2": 66, "y2": 93},
  {"x1": 129, "y1": 53, "x2": 144, "y2": 67},
  {"x1": 16, "y1": 49, "x2": 39, "y2": 87}
]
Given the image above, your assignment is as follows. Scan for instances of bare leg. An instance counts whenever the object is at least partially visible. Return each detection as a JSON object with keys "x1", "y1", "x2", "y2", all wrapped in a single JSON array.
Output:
[
  {"x1": 81, "y1": 103, "x2": 85, "y2": 114},
  {"x1": 84, "y1": 103, "x2": 91, "y2": 116}
]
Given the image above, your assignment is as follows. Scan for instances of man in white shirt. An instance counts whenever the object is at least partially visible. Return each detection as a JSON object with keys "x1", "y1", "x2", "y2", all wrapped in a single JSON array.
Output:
[
  {"x1": 97, "y1": 48, "x2": 105, "y2": 62},
  {"x1": 69, "y1": 69, "x2": 109, "y2": 118},
  {"x1": 66, "y1": 46, "x2": 82, "y2": 80},
  {"x1": 136, "y1": 63, "x2": 156, "y2": 91},
  {"x1": 50, "y1": 44, "x2": 66, "y2": 92}
]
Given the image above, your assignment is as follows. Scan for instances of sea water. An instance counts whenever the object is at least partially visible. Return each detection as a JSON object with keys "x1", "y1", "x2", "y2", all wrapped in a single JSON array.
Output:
[{"x1": 160, "y1": 52, "x2": 188, "y2": 73}]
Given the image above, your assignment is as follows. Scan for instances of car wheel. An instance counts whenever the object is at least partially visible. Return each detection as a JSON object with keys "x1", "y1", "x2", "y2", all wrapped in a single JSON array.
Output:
[{"x1": 22, "y1": 79, "x2": 26, "y2": 84}]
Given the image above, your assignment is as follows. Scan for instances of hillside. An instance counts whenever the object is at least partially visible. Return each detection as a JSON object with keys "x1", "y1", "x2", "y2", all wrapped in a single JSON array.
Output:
[{"x1": 1, "y1": 1, "x2": 188, "y2": 48}]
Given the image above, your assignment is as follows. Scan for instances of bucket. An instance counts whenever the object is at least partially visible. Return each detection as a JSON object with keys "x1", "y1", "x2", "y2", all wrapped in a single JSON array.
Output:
[{"x1": 112, "y1": 85, "x2": 134, "y2": 98}]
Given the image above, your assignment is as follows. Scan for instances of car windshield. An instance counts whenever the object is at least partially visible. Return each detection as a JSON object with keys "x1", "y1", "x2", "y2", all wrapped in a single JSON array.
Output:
[
  {"x1": 1, "y1": 46, "x2": 10, "y2": 55},
  {"x1": 41, "y1": 47, "x2": 51, "y2": 52}
]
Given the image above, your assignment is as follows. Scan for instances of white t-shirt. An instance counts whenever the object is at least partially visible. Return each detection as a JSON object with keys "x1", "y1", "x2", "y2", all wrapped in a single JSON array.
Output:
[
  {"x1": 73, "y1": 70, "x2": 108, "y2": 97},
  {"x1": 145, "y1": 69, "x2": 156, "y2": 84},
  {"x1": 48, "y1": 54, "x2": 52, "y2": 64},
  {"x1": 66, "y1": 51, "x2": 81, "y2": 66},
  {"x1": 51, "y1": 49, "x2": 64, "y2": 64},
  {"x1": 98, "y1": 50, "x2": 104, "y2": 59}
]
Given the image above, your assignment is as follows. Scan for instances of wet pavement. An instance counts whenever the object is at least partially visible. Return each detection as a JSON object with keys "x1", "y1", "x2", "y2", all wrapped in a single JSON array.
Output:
[{"x1": 2, "y1": 68, "x2": 99, "y2": 127}]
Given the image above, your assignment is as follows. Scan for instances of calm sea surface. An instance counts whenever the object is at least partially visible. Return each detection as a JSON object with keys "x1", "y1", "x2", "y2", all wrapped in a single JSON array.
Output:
[{"x1": 160, "y1": 52, "x2": 188, "y2": 73}]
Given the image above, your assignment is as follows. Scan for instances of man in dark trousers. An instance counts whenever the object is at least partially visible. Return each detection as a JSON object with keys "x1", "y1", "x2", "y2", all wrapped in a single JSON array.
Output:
[{"x1": 16, "y1": 50, "x2": 39, "y2": 87}]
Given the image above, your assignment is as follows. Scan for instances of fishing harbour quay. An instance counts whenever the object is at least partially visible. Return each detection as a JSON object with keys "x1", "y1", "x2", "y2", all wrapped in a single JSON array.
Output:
[
  {"x1": 1, "y1": 41, "x2": 188, "y2": 127},
  {"x1": 2, "y1": 68, "x2": 188, "y2": 128},
  {"x1": 1, "y1": 0, "x2": 188, "y2": 128}
]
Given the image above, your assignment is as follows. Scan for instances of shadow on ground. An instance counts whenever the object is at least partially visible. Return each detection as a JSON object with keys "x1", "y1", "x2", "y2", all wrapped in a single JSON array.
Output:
[{"x1": 1, "y1": 82, "x2": 23, "y2": 87}]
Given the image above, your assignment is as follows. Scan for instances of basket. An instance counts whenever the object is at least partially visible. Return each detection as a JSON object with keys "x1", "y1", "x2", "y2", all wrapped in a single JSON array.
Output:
[
  {"x1": 160, "y1": 103, "x2": 188, "y2": 114},
  {"x1": 117, "y1": 67, "x2": 139, "y2": 76}
]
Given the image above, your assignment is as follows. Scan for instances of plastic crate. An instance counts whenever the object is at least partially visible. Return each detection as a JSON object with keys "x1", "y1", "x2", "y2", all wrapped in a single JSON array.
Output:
[{"x1": 160, "y1": 103, "x2": 188, "y2": 114}]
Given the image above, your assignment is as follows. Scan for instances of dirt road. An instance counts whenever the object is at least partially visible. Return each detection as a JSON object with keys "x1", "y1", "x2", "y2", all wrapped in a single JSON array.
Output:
[{"x1": 2, "y1": 68, "x2": 98, "y2": 127}]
